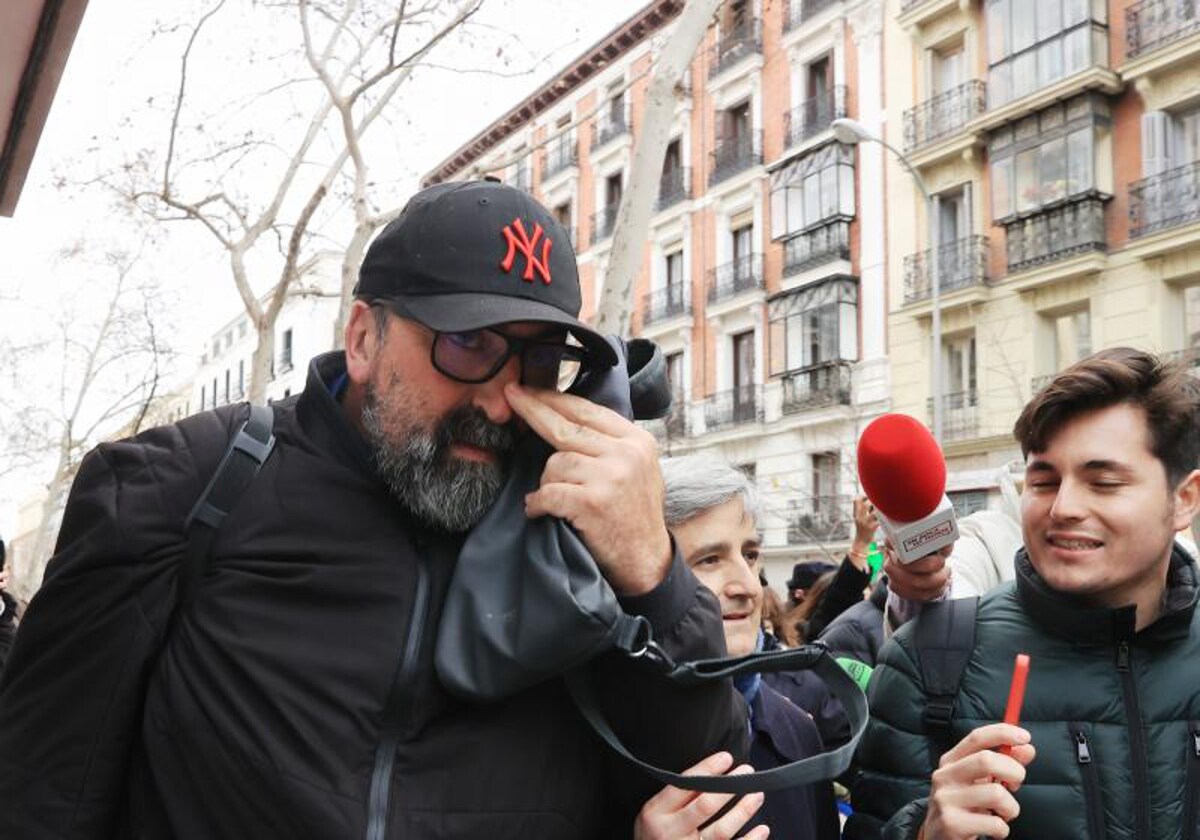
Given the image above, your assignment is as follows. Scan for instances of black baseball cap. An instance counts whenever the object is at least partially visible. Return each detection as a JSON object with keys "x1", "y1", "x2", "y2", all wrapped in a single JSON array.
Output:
[{"x1": 355, "y1": 179, "x2": 617, "y2": 368}]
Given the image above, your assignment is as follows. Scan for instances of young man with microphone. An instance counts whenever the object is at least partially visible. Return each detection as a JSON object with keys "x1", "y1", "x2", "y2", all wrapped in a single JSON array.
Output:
[{"x1": 845, "y1": 348, "x2": 1200, "y2": 839}]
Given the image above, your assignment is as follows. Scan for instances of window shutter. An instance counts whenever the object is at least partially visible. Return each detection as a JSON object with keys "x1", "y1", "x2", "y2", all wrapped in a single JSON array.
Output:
[
  {"x1": 1142, "y1": 111, "x2": 1171, "y2": 177},
  {"x1": 771, "y1": 187, "x2": 787, "y2": 240}
]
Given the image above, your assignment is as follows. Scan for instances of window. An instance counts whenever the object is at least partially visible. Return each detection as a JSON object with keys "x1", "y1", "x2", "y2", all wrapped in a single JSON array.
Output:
[
  {"x1": 932, "y1": 42, "x2": 965, "y2": 95},
  {"x1": 1187, "y1": 286, "x2": 1200, "y2": 348},
  {"x1": 731, "y1": 224, "x2": 753, "y2": 264},
  {"x1": 605, "y1": 172, "x2": 623, "y2": 209},
  {"x1": 665, "y1": 351, "x2": 685, "y2": 396},
  {"x1": 769, "y1": 143, "x2": 855, "y2": 239},
  {"x1": 281, "y1": 328, "x2": 294, "y2": 371},
  {"x1": 606, "y1": 83, "x2": 624, "y2": 124},
  {"x1": 768, "y1": 277, "x2": 859, "y2": 375},
  {"x1": 238, "y1": 320, "x2": 247, "y2": 339},
  {"x1": 721, "y1": 101, "x2": 752, "y2": 146},
  {"x1": 200, "y1": 384, "x2": 206, "y2": 411},
  {"x1": 1052, "y1": 308, "x2": 1091, "y2": 369},
  {"x1": 949, "y1": 490, "x2": 988, "y2": 517},
  {"x1": 663, "y1": 139, "x2": 682, "y2": 174},
  {"x1": 985, "y1": 0, "x2": 1105, "y2": 107},
  {"x1": 224, "y1": 369, "x2": 231, "y2": 404},
  {"x1": 732, "y1": 330, "x2": 755, "y2": 391},
  {"x1": 212, "y1": 338, "x2": 221, "y2": 358},
  {"x1": 665, "y1": 249, "x2": 684, "y2": 289},
  {"x1": 812, "y1": 453, "x2": 839, "y2": 503},
  {"x1": 989, "y1": 96, "x2": 1103, "y2": 221},
  {"x1": 806, "y1": 56, "x2": 831, "y2": 99},
  {"x1": 212, "y1": 377, "x2": 219, "y2": 406},
  {"x1": 224, "y1": 331, "x2": 233, "y2": 350},
  {"x1": 943, "y1": 334, "x2": 977, "y2": 400},
  {"x1": 723, "y1": 0, "x2": 748, "y2": 33},
  {"x1": 238, "y1": 359, "x2": 245, "y2": 398}
]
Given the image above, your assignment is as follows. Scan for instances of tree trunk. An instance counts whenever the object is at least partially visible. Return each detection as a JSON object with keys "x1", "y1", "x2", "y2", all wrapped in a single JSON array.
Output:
[{"x1": 593, "y1": 0, "x2": 723, "y2": 337}]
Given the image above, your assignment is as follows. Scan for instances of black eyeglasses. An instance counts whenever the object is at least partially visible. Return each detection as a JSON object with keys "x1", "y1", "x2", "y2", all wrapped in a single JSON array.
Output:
[
  {"x1": 372, "y1": 305, "x2": 586, "y2": 391},
  {"x1": 428, "y1": 326, "x2": 587, "y2": 391}
]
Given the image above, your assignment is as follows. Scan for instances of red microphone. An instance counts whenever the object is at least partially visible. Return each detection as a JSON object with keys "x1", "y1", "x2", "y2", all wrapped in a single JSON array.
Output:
[{"x1": 856, "y1": 413, "x2": 959, "y2": 564}]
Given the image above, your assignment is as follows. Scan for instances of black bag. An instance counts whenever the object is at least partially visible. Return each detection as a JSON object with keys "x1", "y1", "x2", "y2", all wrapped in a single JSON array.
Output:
[{"x1": 435, "y1": 336, "x2": 868, "y2": 793}]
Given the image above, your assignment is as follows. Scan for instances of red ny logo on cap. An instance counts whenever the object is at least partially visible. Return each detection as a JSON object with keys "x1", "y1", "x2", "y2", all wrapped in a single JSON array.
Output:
[{"x1": 500, "y1": 219, "x2": 552, "y2": 284}]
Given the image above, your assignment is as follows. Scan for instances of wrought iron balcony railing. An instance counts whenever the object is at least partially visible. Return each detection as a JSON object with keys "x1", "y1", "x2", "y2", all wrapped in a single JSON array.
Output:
[
  {"x1": 657, "y1": 166, "x2": 691, "y2": 210},
  {"x1": 707, "y1": 254, "x2": 764, "y2": 303},
  {"x1": 709, "y1": 20, "x2": 762, "y2": 78},
  {"x1": 1002, "y1": 192, "x2": 1108, "y2": 274},
  {"x1": 1126, "y1": 0, "x2": 1200, "y2": 60},
  {"x1": 703, "y1": 385, "x2": 763, "y2": 431},
  {"x1": 542, "y1": 136, "x2": 578, "y2": 181},
  {"x1": 1129, "y1": 160, "x2": 1200, "y2": 239},
  {"x1": 643, "y1": 283, "x2": 691, "y2": 326},
  {"x1": 781, "y1": 360, "x2": 853, "y2": 414},
  {"x1": 788, "y1": 494, "x2": 852, "y2": 543},
  {"x1": 709, "y1": 130, "x2": 763, "y2": 186},
  {"x1": 590, "y1": 204, "x2": 620, "y2": 244},
  {"x1": 784, "y1": 86, "x2": 848, "y2": 147},
  {"x1": 903, "y1": 80, "x2": 987, "y2": 152},
  {"x1": 927, "y1": 389, "x2": 980, "y2": 442},
  {"x1": 591, "y1": 102, "x2": 631, "y2": 151},
  {"x1": 783, "y1": 218, "x2": 851, "y2": 276},
  {"x1": 903, "y1": 235, "x2": 990, "y2": 304}
]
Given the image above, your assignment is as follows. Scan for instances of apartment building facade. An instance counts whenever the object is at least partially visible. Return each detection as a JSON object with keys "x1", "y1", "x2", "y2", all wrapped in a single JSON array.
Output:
[
  {"x1": 424, "y1": 0, "x2": 894, "y2": 582},
  {"x1": 886, "y1": 0, "x2": 1200, "y2": 499}
]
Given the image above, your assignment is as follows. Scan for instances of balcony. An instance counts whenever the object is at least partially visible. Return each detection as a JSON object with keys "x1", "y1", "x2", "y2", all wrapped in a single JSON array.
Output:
[
  {"x1": 784, "y1": 0, "x2": 843, "y2": 32},
  {"x1": 903, "y1": 235, "x2": 990, "y2": 304},
  {"x1": 643, "y1": 283, "x2": 691, "y2": 327},
  {"x1": 709, "y1": 131, "x2": 763, "y2": 186},
  {"x1": 783, "y1": 218, "x2": 851, "y2": 276},
  {"x1": 1126, "y1": 0, "x2": 1200, "y2": 60},
  {"x1": 542, "y1": 136, "x2": 578, "y2": 182},
  {"x1": 903, "y1": 80, "x2": 987, "y2": 153},
  {"x1": 708, "y1": 254, "x2": 764, "y2": 304},
  {"x1": 784, "y1": 86, "x2": 848, "y2": 148},
  {"x1": 788, "y1": 495, "x2": 852, "y2": 543},
  {"x1": 927, "y1": 389, "x2": 980, "y2": 442},
  {"x1": 591, "y1": 103, "x2": 630, "y2": 151},
  {"x1": 1129, "y1": 160, "x2": 1200, "y2": 239},
  {"x1": 703, "y1": 385, "x2": 763, "y2": 432},
  {"x1": 1002, "y1": 192, "x2": 1108, "y2": 275},
  {"x1": 781, "y1": 360, "x2": 853, "y2": 414},
  {"x1": 708, "y1": 20, "x2": 762, "y2": 79},
  {"x1": 657, "y1": 166, "x2": 691, "y2": 211},
  {"x1": 590, "y1": 204, "x2": 619, "y2": 245}
]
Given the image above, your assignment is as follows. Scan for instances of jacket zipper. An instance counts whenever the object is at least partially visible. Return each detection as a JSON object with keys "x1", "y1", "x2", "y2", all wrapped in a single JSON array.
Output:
[
  {"x1": 1069, "y1": 723, "x2": 1105, "y2": 840},
  {"x1": 1184, "y1": 721, "x2": 1200, "y2": 840},
  {"x1": 1116, "y1": 642, "x2": 1150, "y2": 840},
  {"x1": 365, "y1": 548, "x2": 431, "y2": 840}
]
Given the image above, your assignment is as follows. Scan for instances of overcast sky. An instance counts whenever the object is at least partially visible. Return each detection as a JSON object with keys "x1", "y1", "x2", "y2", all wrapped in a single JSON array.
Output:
[{"x1": 0, "y1": 0, "x2": 647, "y2": 534}]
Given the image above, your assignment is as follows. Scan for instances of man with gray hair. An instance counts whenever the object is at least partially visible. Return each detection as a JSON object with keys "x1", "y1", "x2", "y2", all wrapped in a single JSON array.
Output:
[{"x1": 637, "y1": 454, "x2": 840, "y2": 840}]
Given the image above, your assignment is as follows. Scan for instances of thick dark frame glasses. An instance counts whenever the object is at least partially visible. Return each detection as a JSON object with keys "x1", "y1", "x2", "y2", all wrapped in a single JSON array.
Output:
[{"x1": 429, "y1": 326, "x2": 587, "y2": 391}]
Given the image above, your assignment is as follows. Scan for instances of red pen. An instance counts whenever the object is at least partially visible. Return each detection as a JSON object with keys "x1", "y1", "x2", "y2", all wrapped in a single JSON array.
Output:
[{"x1": 998, "y1": 653, "x2": 1031, "y2": 757}]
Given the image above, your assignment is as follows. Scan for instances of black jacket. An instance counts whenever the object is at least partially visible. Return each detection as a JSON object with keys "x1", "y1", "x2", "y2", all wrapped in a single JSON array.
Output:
[
  {"x1": 0, "y1": 352, "x2": 747, "y2": 840},
  {"x1": 744, "y1": 683, "x2": 840, "y2": 840},
  {"x1": 817, "y1": 579, "x2": 886, "y2": 667}
]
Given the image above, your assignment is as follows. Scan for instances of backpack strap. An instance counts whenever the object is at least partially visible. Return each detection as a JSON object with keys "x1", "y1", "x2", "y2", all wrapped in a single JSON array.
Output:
[
  {"x1": 175, "y1": 402, "x2": 275, "y2": 617},
  {"x1": 913, "y1": 597, "x2": 979, "y2": 768}
]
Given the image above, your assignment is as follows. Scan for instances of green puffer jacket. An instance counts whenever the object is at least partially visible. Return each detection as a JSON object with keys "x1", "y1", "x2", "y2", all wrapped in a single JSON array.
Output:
[{"x1": 845, "y1": 546, "x2": 1200, "y2": 840}]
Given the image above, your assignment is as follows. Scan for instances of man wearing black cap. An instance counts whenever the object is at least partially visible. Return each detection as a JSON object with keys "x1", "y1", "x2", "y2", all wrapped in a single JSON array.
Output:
[{"x1": 0, "y1": 181, "x2": 747, "y2": 839}]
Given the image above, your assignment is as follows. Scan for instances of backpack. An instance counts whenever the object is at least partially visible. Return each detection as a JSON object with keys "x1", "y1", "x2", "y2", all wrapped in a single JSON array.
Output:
[{"x1": 909, "y1": 596, "x2": 980, "y2": 767}]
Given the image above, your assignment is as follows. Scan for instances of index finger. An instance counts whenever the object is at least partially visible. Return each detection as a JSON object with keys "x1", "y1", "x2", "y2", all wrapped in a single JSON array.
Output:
[
  {"x1": 503, "y1": 384, "x2": 611, "y2": 456},
  {"x1": 941, "y1": 723, "x2": 1031, "y2": 766},
  {"x1": 506, "y1": 384, "x2": 633, "y2": 438}
]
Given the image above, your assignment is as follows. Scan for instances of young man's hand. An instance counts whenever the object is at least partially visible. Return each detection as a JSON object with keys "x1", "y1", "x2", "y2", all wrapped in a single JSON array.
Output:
[
  {"x1": 506, "y1": 384, "x2": 673, "y2": 596},
  {"x1": 921, "y1": 723, "x2": 1036, "y2": 840},
  {"x1": 634, "y1": 752, "x2": 769, "y2": 840}
]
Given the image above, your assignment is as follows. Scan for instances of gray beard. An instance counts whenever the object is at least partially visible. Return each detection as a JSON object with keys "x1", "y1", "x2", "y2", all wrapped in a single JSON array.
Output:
[{"x1": 361, "y1": 386, "x2": 515, "y2": 533}]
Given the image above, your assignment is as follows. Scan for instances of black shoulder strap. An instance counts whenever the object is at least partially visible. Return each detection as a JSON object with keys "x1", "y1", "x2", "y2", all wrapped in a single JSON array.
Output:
[
  {"x1": 564, "y1": 642, "x2": 869, "y2": 793},
  {"x1": 913, "y1": 597, "x2": 979, "y2": 767},
  {"x1": 175, "y1": 403, "x2": 275, "y2": 619}
]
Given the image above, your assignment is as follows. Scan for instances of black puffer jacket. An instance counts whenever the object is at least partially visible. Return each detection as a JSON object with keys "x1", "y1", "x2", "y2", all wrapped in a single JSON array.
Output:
[
  {"x1": 846, "y1": 547, "x2": 1200, "y2": 839},
  {"x1": 0, "y1": 352, "x2": 747, "y2": 840},
  {"x1": 817, "y1": 579, "x2": 886, "y2": 667}
]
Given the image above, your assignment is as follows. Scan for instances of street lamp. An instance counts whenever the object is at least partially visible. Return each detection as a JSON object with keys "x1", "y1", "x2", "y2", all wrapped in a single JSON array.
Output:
[{"x1": 831, "y1": 117, "x2": 943, "y2": 445}]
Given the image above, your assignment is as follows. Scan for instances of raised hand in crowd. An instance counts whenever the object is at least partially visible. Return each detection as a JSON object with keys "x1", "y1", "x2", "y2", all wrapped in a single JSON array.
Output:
[
  {"x1": 634, "y1": 752, "x2": 769, "y2": 840},
  {"x1": 919, "y1": 724, "x2": 1036, "y2": 840}
]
